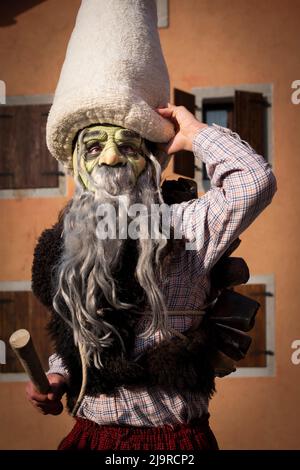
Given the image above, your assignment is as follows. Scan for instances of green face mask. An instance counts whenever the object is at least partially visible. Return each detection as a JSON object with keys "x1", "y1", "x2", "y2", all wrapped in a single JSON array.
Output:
[{"x1": 73, "y1": 124, "x2": 147, "y2": 190}]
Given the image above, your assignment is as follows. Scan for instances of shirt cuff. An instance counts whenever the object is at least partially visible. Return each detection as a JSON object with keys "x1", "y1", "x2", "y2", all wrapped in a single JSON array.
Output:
[{"x1": 47, "y1": 353, "x2": 70, "y2": 385}]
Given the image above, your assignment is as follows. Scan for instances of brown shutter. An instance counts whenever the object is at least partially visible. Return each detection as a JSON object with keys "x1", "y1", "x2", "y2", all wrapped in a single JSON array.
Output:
[
  {"x1": 0, "y1": 107, "x2": 15, "y2": 189},
  {"x1": 0, "y1": 104, "x2": 59, "y2": 190},
  {"x1": 0, "y1": 291, "x2": 53, "y2": 373},
  {"x1": 0, "y1": 1, "x2": 47, "y2": 28},
  {"x1": 233, "y1": 90, "x2": 267, "y2": 158},
  {"x1": 173, "y1": 89, "x2": 195, "y2": 178},
  {"x1": 233, "y1": 283, "x2": 267, "y2": 367}
]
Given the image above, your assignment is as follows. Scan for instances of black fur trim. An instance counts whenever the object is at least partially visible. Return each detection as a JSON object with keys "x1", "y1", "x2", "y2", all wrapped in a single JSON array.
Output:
[{"x1": 31, "y1": 221, "x2": 63, "y2": 308}]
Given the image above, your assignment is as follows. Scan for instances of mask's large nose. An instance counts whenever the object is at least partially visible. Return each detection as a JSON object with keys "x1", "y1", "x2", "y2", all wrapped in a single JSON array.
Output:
[{"x1": 99, "y1": 144, "x2": 124, "y2": 166}]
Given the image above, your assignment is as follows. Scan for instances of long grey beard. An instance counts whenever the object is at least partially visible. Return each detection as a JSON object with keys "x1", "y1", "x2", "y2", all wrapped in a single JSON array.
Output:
[{"x1": 53, "y1": 153, "x2": 173, "y2": 369}]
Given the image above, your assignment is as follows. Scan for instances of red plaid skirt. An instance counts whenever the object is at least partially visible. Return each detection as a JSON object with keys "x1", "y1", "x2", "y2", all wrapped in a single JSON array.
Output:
[{"x1": 58, "y1": 414, "x2": 219, "y2": 450}]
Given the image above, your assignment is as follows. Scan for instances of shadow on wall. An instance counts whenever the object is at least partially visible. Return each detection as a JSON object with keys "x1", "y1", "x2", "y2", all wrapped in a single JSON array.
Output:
[{"x1": 0, "y1": 0, "x2": 47, "y2": 27}]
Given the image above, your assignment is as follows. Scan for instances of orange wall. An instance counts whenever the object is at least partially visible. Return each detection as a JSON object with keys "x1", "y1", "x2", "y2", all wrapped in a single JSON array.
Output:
[{"x1": 0, "y1": 0, "x2": 299, "y2": 449}]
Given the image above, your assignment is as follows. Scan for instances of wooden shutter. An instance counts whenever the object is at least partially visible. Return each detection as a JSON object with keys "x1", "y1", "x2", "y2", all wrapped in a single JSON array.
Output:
[
  {"x1": 0, "y1": 1, "x2": 47, "y2": 27},
  {"x1": 173, "y1": 89, "x2": 195, "y2": 178},
  {"x1": 233, "y1": 283, "x2": 267, "y2": 367},
  {"x1": 233, "y1": 90, "x2": 267, "y2": 158},
  {"x1": 0, "y1": 109, "x2": 14, "y2": 188},
  {"x1": 0, "y1": 104, "x2": 59, "y2": 190},
  {"x1": 0, "y1": 291, "x2": 53, "y2": 373}
]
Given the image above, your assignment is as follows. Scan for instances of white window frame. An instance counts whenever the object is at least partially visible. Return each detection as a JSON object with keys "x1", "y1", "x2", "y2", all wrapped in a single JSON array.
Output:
[
  {"x1": 0, "y1": 94, "x2": 67, "y2": 200},
  {"x1": 192, "y1": 83, "x2": 273, "y2": 193},
  {"x1": 156, "y1": 0, "x2": 169, "y2": 28},
  {"x1": 0, "y1": 80, "x2": 6, "y2": 104}
]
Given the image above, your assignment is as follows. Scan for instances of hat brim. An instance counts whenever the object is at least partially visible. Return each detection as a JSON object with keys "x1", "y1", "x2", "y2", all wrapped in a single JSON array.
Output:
[{"x1": 47, "y1": 88, "x2": 175, "y2": 170}]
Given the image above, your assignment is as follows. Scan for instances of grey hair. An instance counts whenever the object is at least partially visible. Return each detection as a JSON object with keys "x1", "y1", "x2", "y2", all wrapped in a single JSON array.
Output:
[{"x1": 53, "y1": 128, "x2": 173, "y2": 368}]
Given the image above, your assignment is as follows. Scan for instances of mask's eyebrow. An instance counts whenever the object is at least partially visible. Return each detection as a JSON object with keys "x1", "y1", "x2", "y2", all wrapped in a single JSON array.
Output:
[
  {"x1": 83, "y1": 129, "x2": 107, "y2": 143},
  {"x1": 116, "y1": 129, "x2": 141, "y2": 140}
]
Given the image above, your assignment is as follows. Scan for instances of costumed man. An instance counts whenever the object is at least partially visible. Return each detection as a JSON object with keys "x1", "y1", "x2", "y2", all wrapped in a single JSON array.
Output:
[{"x1": 26, "y1": 0, "x2": 277, "y2": 450}]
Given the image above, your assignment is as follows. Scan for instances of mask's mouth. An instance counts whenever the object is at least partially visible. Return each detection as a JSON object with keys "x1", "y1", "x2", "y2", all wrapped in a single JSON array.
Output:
[{"x1": 99, "y1": 162, "x2": 127, "y2": 169}]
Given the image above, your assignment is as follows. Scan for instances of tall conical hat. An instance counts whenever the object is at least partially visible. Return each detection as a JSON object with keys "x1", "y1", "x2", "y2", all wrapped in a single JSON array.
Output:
[{"x1": 46, "y1": 0, "x2": 175, "y2": 170}]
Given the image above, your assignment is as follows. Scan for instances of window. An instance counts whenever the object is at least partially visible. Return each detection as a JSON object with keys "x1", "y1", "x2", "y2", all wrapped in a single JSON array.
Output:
[
  {"x1": 0, "y1": 95, "x2": 66, "y2": 199},
  {"x1": 202, "y1": 97, "x2": 234, "y2": 129},
  {"x1": 0, "y1": 282, "x2": 53, "y2": 381},
  {"x1": 231, "y1": 274, "x2": 275, "y2": 377},
  {"x1": 173, "y1": 84, "x2": 272, "y2": 193},
  {"x1": 202, "y1": 90, "x2": 269, "y2": 182}
]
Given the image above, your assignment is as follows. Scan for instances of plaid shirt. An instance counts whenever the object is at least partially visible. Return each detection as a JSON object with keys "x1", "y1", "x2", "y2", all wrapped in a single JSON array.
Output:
[{"x1": 48, "y1": 124, "x2": 277, "y2": 427}]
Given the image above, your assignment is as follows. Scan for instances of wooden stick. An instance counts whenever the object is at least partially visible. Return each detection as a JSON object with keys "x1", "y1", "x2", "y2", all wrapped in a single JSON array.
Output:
[{"x1": 9, "y1": 329, "x2": 50, "y2": 395}]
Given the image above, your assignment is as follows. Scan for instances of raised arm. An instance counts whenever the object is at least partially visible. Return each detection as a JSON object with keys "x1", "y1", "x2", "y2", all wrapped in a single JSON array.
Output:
[{"x1": 157, "y1": 104, "x2": 277, "y2": 274}]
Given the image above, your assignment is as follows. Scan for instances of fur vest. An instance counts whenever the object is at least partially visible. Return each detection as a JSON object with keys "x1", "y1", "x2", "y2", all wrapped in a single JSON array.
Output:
[
  {"x1": 31, "y1": 179, "x2": 257, "y2": 412},
  {"x1": 31, "y1": 182, "x2": 219, "y2": 411}
]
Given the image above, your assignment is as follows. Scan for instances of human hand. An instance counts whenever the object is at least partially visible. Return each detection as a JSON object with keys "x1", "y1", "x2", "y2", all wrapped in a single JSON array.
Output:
[
  {"x1": 25, "y1": 373, "x2": 67, "y2": 415},
  {"x1": 156, "y1": 103, "x2": 207, "y2": 154}
]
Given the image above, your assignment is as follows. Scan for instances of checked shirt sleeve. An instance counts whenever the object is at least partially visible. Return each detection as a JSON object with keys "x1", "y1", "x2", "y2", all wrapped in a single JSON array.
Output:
[{"x1": 169, "y1": 124, "x2": 277, "y2": 274}]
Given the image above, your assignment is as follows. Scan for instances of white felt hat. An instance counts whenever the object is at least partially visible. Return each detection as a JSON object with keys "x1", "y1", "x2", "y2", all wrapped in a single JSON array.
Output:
[{"x1": 46, "y1": 0, "x2": 175, "y2": 169}]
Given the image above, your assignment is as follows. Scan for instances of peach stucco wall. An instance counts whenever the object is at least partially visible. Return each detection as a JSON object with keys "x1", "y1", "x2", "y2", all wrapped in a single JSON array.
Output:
[{"x1": 0, "y1": 0, "x2": 299, "y2": 449}]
